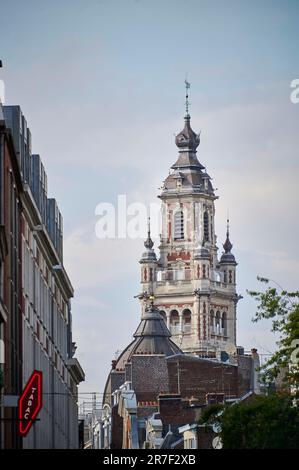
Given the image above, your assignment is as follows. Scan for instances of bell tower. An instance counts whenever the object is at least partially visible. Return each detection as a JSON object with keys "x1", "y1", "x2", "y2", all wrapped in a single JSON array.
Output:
[{"x1": 139, "y1": 83, "x2": 240, "y2": 357}]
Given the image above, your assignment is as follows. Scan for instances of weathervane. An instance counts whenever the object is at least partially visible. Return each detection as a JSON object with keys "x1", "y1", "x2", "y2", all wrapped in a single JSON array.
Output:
[{"x1": 185, "y1": 77, "x2": 191, "y2": 115}]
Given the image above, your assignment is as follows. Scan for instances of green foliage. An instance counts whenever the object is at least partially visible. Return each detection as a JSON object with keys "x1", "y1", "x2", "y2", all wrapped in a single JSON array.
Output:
[
  {"x1": 220, "y1": 395, "x2": 299, "y2": 449},
  {"x1": 198, "y1": 403, "x2": 223, "y2": 425},
  {"x1": 247, "y1": 277, "x2": 299, "y2": 390}
]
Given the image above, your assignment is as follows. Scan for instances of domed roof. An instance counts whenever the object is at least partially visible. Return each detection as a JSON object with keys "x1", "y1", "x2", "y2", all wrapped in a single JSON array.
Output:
[
  {"x1": 194, "y1": 241, "x2": 210, "y2": 260},
  {"x1": 111, "y1": 305, "x2": 182, "y2": 371},
  {"x1": 161, "y1": 112, "x2": 215, "y2": 197},
  {"x1": 103, "y1": 304, "x2": 182, "y2": 405},
  {"x1": 220, "y1": 252, "x2": 236, "y2": 264},
  {"x1": 175, "y1": 114, "x2": 200, "y2": 151}
]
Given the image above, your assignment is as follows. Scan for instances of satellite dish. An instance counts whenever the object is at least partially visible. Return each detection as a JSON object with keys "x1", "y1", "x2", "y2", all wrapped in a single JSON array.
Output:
[
  {"x1": 212, "y1": 422, "x2": 221, "y2": 434},
  {"x1": 225, "y1": 343, "x2": 237, "y2": 355},
  {"x1": 212, "y1": 436, "x2": 223, "y2": 449}
]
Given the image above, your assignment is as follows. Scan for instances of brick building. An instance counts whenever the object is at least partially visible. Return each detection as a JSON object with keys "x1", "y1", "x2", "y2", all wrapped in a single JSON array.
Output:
[
  {"x1": 0, "y1": 103, "x2": 23, "y2": 449},
  {"x1": 96, "y1": 304, "x2": 258, "y2": 449}
]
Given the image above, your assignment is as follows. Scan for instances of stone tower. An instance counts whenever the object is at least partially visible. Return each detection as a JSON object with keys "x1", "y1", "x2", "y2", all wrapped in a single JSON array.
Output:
[{"x1": 139, "y1": 91, "x2": 240, "y2": 357}]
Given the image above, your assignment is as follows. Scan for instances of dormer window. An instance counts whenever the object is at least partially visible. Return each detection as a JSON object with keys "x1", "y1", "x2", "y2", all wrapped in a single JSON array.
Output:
[{"x1": 174, "y1": 210, "x2": 184, "y2": 240}]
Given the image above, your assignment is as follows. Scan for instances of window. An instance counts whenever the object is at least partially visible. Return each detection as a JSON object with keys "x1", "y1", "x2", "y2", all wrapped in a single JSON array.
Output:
[
  {"x1": 36, "y1": 321, "x2": 40, "y2": 340},
  {"x1": 174, "y1": 266, "x2": 185, "y2": 281},
  {"x1": 216, "y1": 311, "x2": 221, "y2": 334},
  {"x1": 210, "y1": 310, "x2": 215, "y2": 332},
  {"x1": 183, "y1": 309, "x2": 191, "y2": 334},
  {"x1": 174, "y1": 210, "x2": 184, "y2": 240},
  {"x1": 170, "y1": 310, "x2": 179, "y2": 334},
  {"x1": 222, "y1": 312, "x2": 227, "y2": 336},
  {"x1": 189, "y1": 438, "x2": 196, "y2": 449},
  {"x1": 203, "y1": 211, "x2": 209, "y2": 241},
  {"x1": 35, "y1": 246, "x2": 40, "y2": 267},
  {"x1": 159, "y1": 310, "x2": 166, "y2": 323}
]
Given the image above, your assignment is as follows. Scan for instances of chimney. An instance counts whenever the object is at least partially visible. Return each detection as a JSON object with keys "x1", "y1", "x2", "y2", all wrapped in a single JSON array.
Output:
[
  {"x1": 251, "y1": 349, "x2": 260, "y2": 395},
  {"x1": 158, "y1": 394, "x2": 182, "y2": 423}
]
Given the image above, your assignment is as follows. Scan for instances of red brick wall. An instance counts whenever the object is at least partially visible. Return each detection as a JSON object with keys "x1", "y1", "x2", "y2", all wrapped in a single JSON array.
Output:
[
  {"x1": 158, "y1": 395, "x2": 198, "y2": 426},
  {"x1": 167, "y1": 356, "x2": 238, "y2": 404}
]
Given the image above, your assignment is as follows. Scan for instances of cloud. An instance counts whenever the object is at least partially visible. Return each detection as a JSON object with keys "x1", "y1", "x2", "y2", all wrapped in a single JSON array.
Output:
[{"x1": 63, "y1": 223, "x2": 144, "y2": 290}]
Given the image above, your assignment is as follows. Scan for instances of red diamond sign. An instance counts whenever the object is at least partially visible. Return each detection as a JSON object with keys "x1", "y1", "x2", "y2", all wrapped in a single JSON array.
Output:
[{"x1": 18, "y1": 370, "x2": 43, "y2": 437}]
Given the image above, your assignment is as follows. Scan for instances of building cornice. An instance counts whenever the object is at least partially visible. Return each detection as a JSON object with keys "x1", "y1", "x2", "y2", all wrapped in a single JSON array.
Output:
[{"x1": 67, "y1": 358, "x2": 85, "y2": 384}]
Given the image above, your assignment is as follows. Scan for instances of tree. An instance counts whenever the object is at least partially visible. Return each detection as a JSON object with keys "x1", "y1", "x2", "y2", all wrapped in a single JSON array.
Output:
[
  {"x1": 247, "y1": 276, "x2": 299, "y2": 392},
  {"x1": 221, "y1": 394, "x2": 299, "y2": 449},
  {"x1": 199, "y1": 395, "x2": 299, "y2": 449}
]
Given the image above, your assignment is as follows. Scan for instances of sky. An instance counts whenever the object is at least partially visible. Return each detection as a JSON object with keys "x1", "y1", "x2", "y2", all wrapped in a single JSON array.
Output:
[{"x1": 1, "y1": 0, "x2": 299, "y2": 401}]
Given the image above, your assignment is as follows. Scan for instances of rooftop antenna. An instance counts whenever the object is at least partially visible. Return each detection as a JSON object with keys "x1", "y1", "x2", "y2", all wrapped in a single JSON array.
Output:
[{"x1": 184, "y1": 76, "x2": 190, "y2": 116}]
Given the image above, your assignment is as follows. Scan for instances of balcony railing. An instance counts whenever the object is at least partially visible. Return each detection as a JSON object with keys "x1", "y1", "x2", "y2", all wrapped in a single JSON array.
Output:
[
  {"x1": 183, "y1": 324, "x2": 191, "y2": 334},
  {"x1": 156, "y1": 268, "x2": 191, "y2": 282},
  {"x1": 210, "y1": 327, "x2": 227, "y2": 337},
  {"x1": 170, "y1": 325, "x2": 180, "y2": 335},
  {"x1": 169, "y1": 323, "x2": 191, "y2": 335}
]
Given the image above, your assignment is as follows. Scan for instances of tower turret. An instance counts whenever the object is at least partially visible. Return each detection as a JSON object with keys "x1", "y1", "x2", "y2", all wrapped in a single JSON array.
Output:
[
  {"x1": 219, "y1": 218, "x2": 237, "y2": 286},
  {"x1": 136, "y1": 82, "x2": 240, "y2": 355},
  {"x1": 139, "y1": 218, "x2": 157, "y2": 316}
]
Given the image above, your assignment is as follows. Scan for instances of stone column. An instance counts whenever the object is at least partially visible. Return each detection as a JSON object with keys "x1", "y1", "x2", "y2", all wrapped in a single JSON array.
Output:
[
  {"x1": 179, "y1": 312, "x2": 183, "y2": 334},
  {"x1": 193, "y1": 296, "x2": 200, "y2": 340}
]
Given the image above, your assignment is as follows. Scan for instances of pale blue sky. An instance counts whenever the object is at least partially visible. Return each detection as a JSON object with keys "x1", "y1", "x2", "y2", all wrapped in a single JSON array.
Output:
[{"x1": 1, "y1": 0, "x2": 299, "y2": 396}]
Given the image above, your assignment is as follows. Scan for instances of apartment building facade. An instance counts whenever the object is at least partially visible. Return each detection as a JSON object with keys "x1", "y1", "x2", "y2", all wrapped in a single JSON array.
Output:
[{"x1": 0, "y1": 103, "x2": 84, "y2": 448}]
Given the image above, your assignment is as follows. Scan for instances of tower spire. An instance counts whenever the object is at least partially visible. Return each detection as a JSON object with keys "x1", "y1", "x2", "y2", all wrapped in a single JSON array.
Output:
[
  {"x1": 223, "y1": 215, "x2": 233, "y2": 253},
  {"x1": 144, "y1": 216, "x2": 154, "y2": 249},
  {"x1": 226, "y1": 213, "x2": 230, "y2": 239},
  {"x1": 184, "y1": 78, "x2": 190, "y2": 116}
]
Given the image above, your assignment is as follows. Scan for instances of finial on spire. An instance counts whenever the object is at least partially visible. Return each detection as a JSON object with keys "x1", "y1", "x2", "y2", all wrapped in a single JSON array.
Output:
[
  {"x1": 226, "y1": 210, "x2": 230, "y2": 238},
  {"x1": 149, "y1": 294, "x2": 155, "y2": 309},
  {"x1": 174, "y1": 79, "x2": 201, "y2": 151},
  {"x1": 185, "y1": 77, "x2": 190, "y2": 116},
  {"x1": 144, "y1": 216, "x2": 154, "y2": 249},
  {"x1": 223, "y1": 214, "x2": 233, "y2": 253}
]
